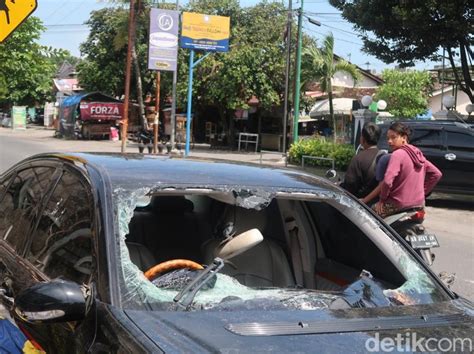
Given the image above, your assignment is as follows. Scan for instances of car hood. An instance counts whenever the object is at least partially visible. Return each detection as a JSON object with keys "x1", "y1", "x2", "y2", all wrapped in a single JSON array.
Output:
[{"x1": 124, "y1": 299, "x2": 474, "y2": 352}]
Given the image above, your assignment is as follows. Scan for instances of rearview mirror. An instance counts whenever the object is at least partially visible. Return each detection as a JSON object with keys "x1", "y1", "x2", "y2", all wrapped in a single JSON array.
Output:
[
  {"x1": 14, "y1": 280, "x2": 91, "y2": 324},
  {"x1": 216, "y1": 228, "x2": 264, "y2": 260}
]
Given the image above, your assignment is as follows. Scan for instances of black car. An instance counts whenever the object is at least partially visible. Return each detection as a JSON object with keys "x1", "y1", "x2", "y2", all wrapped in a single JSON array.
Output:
[
  {"x1": 0, "y1": 153, "x2": 473, "y2": 353},
  {"x1": 377, "y1": 120, "x2": 474, "y2": 195}
]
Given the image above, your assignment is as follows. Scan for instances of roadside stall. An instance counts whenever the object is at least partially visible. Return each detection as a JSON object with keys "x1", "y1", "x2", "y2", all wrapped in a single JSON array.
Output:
[{"x1": 58, "y1": 92, "x2": 124, "y2": 139}]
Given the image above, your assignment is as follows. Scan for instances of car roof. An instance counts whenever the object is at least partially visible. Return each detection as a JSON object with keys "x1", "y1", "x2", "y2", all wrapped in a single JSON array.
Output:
[
  {"x1": 18, "y1": 152, "x2": 339, "y2": 193},
  {"x1": 378, "y1": 120, "x2": 473, "y2": 131}
]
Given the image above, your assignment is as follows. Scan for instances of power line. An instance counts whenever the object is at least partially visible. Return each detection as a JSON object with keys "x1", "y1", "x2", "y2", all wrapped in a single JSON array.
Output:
[
  {"x1": 42, "y1": 29, "x2": 90, "y2": 33},
  {"x1": 44, "y1": 24, "x2": 87, "y2": 27},
  {"x1": 52, "y1": 1, "x2": 89, "y2": 26},
  {"x1": 303, "y1": 24, "x2": 365, "y2": 47},
  {"x1": 304, "y1": 11, "x2": 343, "y2": 16},
  {"x1": 320, "y1": 23, "x2": 360, "y2": 37}
]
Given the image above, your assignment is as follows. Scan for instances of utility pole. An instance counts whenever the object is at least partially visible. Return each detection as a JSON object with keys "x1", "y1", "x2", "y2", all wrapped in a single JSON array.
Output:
[
  {"x1": 441, "y1": 47, "x2": 445, "y2": 110},
  {"x1": 292, "y1": 0, "x2": 304, "y2": 143},
  {"x1": 153, "y1": 72, "x2": 160, "y2": 153},
  {"x1": 121, "y1": 0, "x2": 136, "y2": 153},
  {"x1": 282, "y1": 0, "x2": 292, "y2": 154}
]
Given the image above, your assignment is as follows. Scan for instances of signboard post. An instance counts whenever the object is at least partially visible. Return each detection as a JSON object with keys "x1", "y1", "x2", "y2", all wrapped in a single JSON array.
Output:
[
  {"x1": 12, "y1": 106, "x2": 26, "y2": 130},
  {"x1": 148, "y1": 8, "x2": 179, "y2": 154},
  {"x1": 180, "y1": 12, "x2": 230, "y2": 156},
  {"x1": 0, "y1": 0, "x2": 37, "y2": 43}
]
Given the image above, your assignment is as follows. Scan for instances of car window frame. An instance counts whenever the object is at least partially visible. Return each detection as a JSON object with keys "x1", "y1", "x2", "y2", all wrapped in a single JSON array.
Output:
[
  {"x1": 409, "y1": 126, "x2": 444, "y2": 149},
  {"x1": 443, "y1": 127, "x2": 474, "y2": 152}
]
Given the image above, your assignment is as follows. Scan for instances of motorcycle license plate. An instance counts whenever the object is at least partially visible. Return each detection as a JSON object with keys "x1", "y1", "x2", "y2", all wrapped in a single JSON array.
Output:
[{"x1": 408, "y1": 234, "x2": 440, "y2": 249}]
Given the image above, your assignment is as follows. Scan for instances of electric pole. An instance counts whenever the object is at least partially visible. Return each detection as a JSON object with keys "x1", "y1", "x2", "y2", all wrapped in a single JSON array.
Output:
[
  {"x1": 282, "y1": 0, "x2": 292, "y2": 154},
  {"x1": 292, "y1": 0, "x2": 304, "y2": 144},
  {"x1": 121, "y1": 0, "x2": 136, "y2": 153}
]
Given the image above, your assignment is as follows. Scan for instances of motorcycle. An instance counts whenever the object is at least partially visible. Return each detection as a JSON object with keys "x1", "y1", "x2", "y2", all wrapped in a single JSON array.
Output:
[
  {"x1": 384, "y1": 208, "x2": 439, "y2": 266},
  {"x1": 135, "y1": 128, "x2": 170, "y2": 153},
  {"x1": 325, "y1": 169, "x2": 439, "y2": 266}
]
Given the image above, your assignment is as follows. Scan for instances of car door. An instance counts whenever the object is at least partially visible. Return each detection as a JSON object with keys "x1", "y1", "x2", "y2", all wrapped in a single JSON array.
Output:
[
  {"x1": 0, "y1": 161, "x2": 98, "y2": 353},
  {"x1": 440, "y1": 128, "x2": 474, "y2": 193},
  {"x1": 0, "y1": 164, "x2": 61, "y2": 347},
  {"x1": 409, "y1": 126, "x2": 445, "y2": 172},
  {"x1": 24, "y1": 164, "x2": 98, "y2": 353}
]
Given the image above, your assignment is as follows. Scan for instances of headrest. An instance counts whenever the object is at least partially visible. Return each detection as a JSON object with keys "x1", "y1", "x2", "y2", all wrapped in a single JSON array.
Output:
[
  {"x1": 222, "y1": 207, "x2": 268, "y2": 235},
  {"x1": 151, "y1": 196, "x2": 194, "y2": 213}
]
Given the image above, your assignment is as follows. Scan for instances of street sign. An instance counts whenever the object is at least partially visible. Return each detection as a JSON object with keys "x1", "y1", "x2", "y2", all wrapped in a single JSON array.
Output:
[
  {"x1": 12, "y1": 106, "x2": 26, "y2": 130},
  {"x1": 148, "y1": 9, "x2": 179, "y2": 71},
  {"x1": 181, "y1": 12, "x2": 230, "y2": 52},
  {"x1": 0, "y1": 0, "x2": 37, "y2": 43}
]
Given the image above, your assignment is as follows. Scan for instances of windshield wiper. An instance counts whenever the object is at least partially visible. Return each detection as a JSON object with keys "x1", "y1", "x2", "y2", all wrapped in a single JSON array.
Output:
[{"x1": 174, "y1": 257, "x2": 224, "y2": 310}]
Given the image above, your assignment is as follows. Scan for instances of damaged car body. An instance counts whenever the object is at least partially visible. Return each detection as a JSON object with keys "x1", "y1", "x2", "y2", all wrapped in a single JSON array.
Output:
[{"x1": 0, "y1": 153, "x2": 472, "y2": 353}]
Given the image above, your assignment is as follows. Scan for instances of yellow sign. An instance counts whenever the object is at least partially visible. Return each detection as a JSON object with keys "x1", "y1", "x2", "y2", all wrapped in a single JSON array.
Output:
[
  {"x1": 0, "y1": 0, "x2": 37, "y2": 43},
  {"x1": 181, "y1": 12, "x2": 230, "y2": 52}
]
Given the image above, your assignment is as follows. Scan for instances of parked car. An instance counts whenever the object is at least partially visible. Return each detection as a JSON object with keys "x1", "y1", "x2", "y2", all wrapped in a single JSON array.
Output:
[
  {"x1": 377, "y1": 120, "x2": 474, "y2": 195},
  {"x1": 0, "y1": 153, "x2": 472, "y2": 353}
]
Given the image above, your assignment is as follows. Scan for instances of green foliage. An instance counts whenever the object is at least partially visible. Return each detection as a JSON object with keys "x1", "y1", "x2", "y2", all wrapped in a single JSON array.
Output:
[
  {"x1": 288, "y1": 138, "x2": 355, "y2": 169},
  {"x1": 301, "y1": 33, "x2": 360, "y2": 139},
  {"x1": 302, "y1": 33, "x2": 360, "y2": 93},
  {"x1": 77, "y1": 8, "x2": 130, "y2": 96},
  {"x1": 0, "y1": 17, "x2": 57, "y2": 106},
  {"x1": 45, "y1": 47, "x2": 81, "y2": 68},
  {"x1": 375, "y1": 69, "x2": 433, "y2": 118},
  {"x1": 78, "y1": 0, "x2": 314, "y2": 123},
  {"x1": 329, "y1": 0, "x2": 473, "y2": 103},
  {"x1": 175, "y1": 1, "x2": 289, "y2": 112}
]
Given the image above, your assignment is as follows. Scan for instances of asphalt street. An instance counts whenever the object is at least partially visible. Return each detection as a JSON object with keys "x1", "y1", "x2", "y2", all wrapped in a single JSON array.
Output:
[{"x1": 0, "y1": 126, "x2": 473, "y2": 302}]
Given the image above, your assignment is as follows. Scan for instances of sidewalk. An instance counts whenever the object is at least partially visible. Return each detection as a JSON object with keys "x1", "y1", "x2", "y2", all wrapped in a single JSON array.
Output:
[{"x1": 0, "y1": 125, "x2": 290, "y2": 167}]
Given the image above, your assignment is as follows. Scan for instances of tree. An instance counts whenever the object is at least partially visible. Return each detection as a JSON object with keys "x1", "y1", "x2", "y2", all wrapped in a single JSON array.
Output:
[
  {"x1": 0, "y1": 17, "x2": 57, "y2": 106},
  {"x1": 77, "y1": 0, "x2": 312, "y2": 146},
  {"x1": 174, "y1": 0, "x2": 292, "y2": 145},
  {"x1": 77, "y1": 8, "x2": 130, "y2": 97},
  {"x1": 375, "y1": 69, "x2": 433, "y2": 118},
  {"x1": 301, "y1": 33, "x2": 359, "y2": 140},
  {"x1": 329, "y1": 0, "x2": 473, "y2": 103}
]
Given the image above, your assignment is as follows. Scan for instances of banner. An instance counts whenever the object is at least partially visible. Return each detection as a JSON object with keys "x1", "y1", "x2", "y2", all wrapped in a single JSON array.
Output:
[
  {"x1": 12, "y1": 106, "x2": 26, "y2": 130},
  {"x1": 79, "y1": 102, "x2": 124, "y2": 121},
  {"x1": 180, "y1": 12, "x2": 230, "y2": 52},
  {"x1": 148, "y1": 9, "x2": 179, "y2": 71}
]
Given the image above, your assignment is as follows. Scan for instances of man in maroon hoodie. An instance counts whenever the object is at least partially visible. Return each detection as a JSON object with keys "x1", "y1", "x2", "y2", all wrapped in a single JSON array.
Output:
[{"x1": 375, "y1": 122, "x2": 442, "y2": 217}]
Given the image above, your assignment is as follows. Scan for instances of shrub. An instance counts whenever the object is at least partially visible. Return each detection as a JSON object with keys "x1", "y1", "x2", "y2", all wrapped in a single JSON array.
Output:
[{"x1": 288, "y1": 137, "x2": 355, "y2": 170}]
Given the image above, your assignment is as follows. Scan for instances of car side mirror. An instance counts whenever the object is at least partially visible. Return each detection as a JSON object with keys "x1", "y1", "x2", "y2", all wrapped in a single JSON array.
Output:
[
  {"x1": 216, "y1": 228, "x2": 264, "y2": 260},
  {"x1": 14, "y1": 279, "x2": 91, "y2": 324}
]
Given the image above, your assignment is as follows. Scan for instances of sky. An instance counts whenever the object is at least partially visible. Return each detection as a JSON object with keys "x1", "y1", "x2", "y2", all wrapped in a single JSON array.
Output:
[{"x1": 35, "y1": 0, "x2": 440, "y2": 74}]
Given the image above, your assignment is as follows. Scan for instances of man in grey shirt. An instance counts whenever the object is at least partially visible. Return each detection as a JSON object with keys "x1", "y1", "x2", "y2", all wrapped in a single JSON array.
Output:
[{"x1": 341, "y1": 122, "x2": 381, "y2": 198}]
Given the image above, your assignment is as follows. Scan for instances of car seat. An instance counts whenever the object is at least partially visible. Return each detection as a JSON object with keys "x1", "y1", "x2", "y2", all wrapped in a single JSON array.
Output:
[
  {"x1": 202, "y1": 205, "x2": 295, "y2": 288},
  {"x1": 127, "y1": 196, "x2": 203, "y2": 266}
]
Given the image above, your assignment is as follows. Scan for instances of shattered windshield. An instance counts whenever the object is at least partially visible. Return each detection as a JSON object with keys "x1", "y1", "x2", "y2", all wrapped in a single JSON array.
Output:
[{"x1": 112, "y1": 184, "x2": 448, "y2": 312}]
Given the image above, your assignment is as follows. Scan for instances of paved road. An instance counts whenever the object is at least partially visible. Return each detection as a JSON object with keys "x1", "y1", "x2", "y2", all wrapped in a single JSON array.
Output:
[
  {"x1": 426, "y1": 198, "x2": 474, "y2": 301},
  {"x1": 0, "y1": 126, "x2": 473, "y2": 302}
]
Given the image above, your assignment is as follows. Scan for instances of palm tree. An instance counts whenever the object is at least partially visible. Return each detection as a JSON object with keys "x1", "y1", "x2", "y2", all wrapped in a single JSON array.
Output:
[{"x1": 301, "y1": 33, "x2": 360, "y2": 141}]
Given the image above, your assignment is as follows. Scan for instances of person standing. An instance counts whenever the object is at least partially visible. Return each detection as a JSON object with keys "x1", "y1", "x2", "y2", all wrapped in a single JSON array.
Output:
[
  {"x1": 341, "y1": 122, "x2": 382, "y2": 199},
  {"x1": 375, "y1": 122, "x2": 442, "y2": 217}
]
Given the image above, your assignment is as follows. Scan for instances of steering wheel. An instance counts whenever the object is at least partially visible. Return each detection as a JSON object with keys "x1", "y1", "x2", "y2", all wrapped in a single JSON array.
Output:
[{"x1": 144, "y1": 259, "x2": 204, "y2": 281}]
